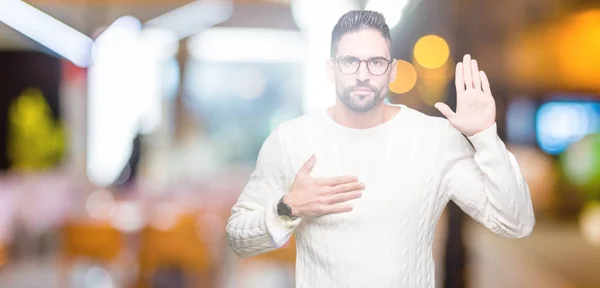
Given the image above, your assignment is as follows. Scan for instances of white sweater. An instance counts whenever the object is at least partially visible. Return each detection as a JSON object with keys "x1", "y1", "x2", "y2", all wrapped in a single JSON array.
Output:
[{"x1": 226, "y1": 104, "x2": 535, "y2": 288}]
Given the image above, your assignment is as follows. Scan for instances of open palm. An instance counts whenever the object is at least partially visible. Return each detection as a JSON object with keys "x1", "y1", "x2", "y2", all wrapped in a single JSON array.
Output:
[{"x1": 434, "y1": 54, "x2": 496, "y2": 136}]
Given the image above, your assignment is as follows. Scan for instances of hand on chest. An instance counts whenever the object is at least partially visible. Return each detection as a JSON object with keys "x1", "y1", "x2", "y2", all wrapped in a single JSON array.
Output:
[
  {"x1": 294, "y1": 144, "x2": 410, "y2": 227},
  {"x1": 286, "y1": 130, "x2": 441, "y2": 229}
]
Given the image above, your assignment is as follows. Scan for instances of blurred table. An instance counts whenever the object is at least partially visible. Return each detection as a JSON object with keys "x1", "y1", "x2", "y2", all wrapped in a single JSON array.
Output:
[{"x1": 466, "y1": 219, "x2": 600, "y2": 288}]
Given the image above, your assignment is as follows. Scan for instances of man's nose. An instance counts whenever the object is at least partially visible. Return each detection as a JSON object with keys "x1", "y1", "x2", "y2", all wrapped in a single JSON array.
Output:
[{"x1": 355, "y1": 61, "x2": 370, "y2": 81}]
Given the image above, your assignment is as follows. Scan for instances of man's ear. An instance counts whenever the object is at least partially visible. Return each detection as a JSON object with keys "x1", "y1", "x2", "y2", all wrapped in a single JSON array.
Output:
[
  {"x1": 325, "y1": 59, "x2": 335, "y2": 83},
  {"x1": 389, "y1": 59, "x2": 397, "y2": 83}
]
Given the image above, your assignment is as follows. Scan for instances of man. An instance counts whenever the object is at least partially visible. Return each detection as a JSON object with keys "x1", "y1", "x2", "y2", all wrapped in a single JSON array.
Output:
[{"x1": 226, "y1": 10, "x2": 535, "y2": 288}]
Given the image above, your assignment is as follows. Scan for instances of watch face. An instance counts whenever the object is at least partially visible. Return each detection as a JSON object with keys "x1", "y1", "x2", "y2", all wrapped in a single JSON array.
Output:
[
  {"x1": 277, "y1": 201, "x2": 291, "y2": 216},
  {"x1": 277, "y1": 197, "x2": 293, "y2": 217}
]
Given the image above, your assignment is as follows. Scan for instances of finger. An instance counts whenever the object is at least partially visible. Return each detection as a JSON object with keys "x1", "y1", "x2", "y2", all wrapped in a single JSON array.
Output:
[
  {"x1": 323, "y1": 204, "x2": 353, "y2": 214},
  {"x1": 455, "y1": 62, "x2": 465, "y2": 94},
  {"x1": 325, "y1": 182, "x2": 365, "y2": 195},
  {"x1": 480, "y1": 71, "x2": 492, "y2": 95},
  {"x1": 324, "y1": 190, "x2": 362, "y2": 205},
  {"x1": 463, "y1": 54, "x2": 473, "y2": 89},
  {"x1": 299, "y1": 154, "x2": 316, "y2": 174},
  {"x1": 434, "y1": 102, "x2": 455, "y2": 119},
  {"x1": 316, "y1": 175, "x2": 359, "y2": 187},
  {"x1": 471, "y1": 59, "x2": 481, "y2": 91}
]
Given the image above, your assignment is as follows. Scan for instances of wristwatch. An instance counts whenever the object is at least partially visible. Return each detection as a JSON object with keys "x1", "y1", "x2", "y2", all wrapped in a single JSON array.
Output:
[{"x1": 276, "y1": 195, "x2": 298, "y2": 220}]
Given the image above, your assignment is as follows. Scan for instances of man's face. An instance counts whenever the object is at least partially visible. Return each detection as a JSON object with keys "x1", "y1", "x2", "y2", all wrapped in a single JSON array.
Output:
[{"x1": 328, "y1": 28, "x2": 396, "y2": 113}]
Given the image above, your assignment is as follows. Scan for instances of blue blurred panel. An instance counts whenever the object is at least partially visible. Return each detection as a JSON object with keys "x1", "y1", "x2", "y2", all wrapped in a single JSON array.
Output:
[
  {"x1": 536, "y1": 100, "x2": 600, "y2": 155},
  {"x1": 506, "y1": 98, "x2": 538, "y2": 145}
]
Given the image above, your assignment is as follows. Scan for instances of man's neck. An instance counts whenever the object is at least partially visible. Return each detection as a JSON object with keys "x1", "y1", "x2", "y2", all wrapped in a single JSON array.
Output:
[{"x1": 328, "y1": 102, "x2": 396, "y2": 129}]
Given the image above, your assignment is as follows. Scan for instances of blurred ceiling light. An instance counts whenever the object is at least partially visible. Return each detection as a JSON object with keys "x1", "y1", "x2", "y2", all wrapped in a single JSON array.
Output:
[
  {"x1": 92, "y1": 16, "x2": 142, "y2": 61},
  {"x1": 291, "y1": 0, "x2": 360, "y2": 33},
  {"x1": 389, "y1": 60, "x2": 417, "y2": 94},
  {"x1": 87, "y1": 16, "x2": 143, "y2": 187},
  {"x1": 365, "y1": 0, "x2": 409, "y2": 29},
  {"x1": 291, "y1": 0, "x2": 359, "y2": 112},
  {"x1": 188, "y1": 28, "x2": 306, "y2": 63},
  {"x1": 88, "y1": 17, "x2": 179, "y2": 187},
  {"x1": 145, "y1": 0, "x2": 233, "y2": 40},
  {"x1": 134, "y1": 28, "x2": 178, "y2": 135},
  {"x1": 95, "y1": 15, "x2": 141, "y2": 44},
  {"x1": 0, "y1": 0, "x2": 93, "y2": 67},
  {"x1": 137, "y1": 27, "x2": 179, "y2": 60},
  {"x1": 413, "y1": 34, "x2": 450, "y2": 69}
]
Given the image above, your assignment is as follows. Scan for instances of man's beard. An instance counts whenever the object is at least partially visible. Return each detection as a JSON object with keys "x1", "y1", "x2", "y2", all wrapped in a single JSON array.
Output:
[{"x1": 337, "y1": 81, "x2": 385, "y2": 113}]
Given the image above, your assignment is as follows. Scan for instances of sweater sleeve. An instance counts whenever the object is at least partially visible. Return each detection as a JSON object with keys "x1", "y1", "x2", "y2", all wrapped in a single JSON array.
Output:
[
  {"x1": 439, "y1": 122, "x2": 535, "y2": 238},
  {"x1": 226, "y1": 125, "x2": 302, "y2": 257}
]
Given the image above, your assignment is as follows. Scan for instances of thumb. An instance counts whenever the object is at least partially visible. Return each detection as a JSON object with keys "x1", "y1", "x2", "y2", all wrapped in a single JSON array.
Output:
[
  {"x1": 300, "y1": 154, "x2": 316, "y2": 174},
  {"x1": 434, "y1": 102, "x2": 455, "y2": 119}
]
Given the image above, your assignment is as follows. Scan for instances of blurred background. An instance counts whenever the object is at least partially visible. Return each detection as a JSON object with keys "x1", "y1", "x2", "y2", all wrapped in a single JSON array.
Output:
[{"x1": 0, "y1": 0, "x2": 599, "y2": 287}]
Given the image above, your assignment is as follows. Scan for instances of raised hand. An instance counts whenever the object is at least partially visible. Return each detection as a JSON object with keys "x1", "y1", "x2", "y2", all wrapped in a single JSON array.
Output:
[
  {"x1": 434, "y1": 54, "x2": 496, "y2": 136},
  {"x1": 283, "y1": 154, "x2": 364, "y2": 218}
]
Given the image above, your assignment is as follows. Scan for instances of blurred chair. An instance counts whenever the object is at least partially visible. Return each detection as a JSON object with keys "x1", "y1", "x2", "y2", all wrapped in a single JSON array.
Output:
[
  {"x1": 59, "y1": 220, "x2": 125, "y2": 287},
  {"x1": 136, "y1": 210, "x2": 218, "y2": 288}
]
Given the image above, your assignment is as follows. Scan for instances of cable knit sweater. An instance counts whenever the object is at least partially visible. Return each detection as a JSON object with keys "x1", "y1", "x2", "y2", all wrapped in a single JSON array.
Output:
[{"x1": 226, "y1": 104, "x2": 535, "y2": 288}]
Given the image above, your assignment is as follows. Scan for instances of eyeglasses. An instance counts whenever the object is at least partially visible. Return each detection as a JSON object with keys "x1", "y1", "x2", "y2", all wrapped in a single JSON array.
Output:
[{"x1": 333, "y1": 56, "x2": 392, "y2": 76}]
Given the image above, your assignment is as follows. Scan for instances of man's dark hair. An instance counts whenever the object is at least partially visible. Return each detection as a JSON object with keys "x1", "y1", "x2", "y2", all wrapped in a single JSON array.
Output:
[{"x1": 330, "y1": 10, "x2": 391, "y2": 58}]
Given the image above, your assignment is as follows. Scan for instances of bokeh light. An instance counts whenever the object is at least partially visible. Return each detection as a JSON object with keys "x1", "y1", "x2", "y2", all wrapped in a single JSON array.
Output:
[
  {"x1": 413, "y1": 35, "x2": 450, "y2": 69},
  {"x1": 536, "y1": 101, "x2": 600, "y2": 155},
  {"x1": 414, "y1": 59, "x2": 453, "y2": 105},
  {"x1": 84, "y1": 266, "x2": 114, "y2": 288},
  {"x1": 560, "y1": 134, "x2": 600, "y2": 200},
  {"x1": 555, "y1": 10, "x2": 600, "y2": 92},
  {"x1": 580, "y1": 201, "x2": 600, "y2": 247},
  {"x1": 365, "y1": 0, "x2": 408, "y2": 29},
  {"x1": 86, "y1": 189, "x2": 116, "y2": 220},
  {"x1": 110, "y1": 202, "x2": 144, "y2": 233},
  {"x1": 150, "y1": 202, "x2": 180, "y2": 231},
  {"x1": 507, "y1": 9, "x2": 600, "y2": 93},
  {"x1": 389, "y1": 60, "x2": 417, "y2": 94},
  {"x1": 508, "y1": 145, "x2": 558, "y2": 212}
]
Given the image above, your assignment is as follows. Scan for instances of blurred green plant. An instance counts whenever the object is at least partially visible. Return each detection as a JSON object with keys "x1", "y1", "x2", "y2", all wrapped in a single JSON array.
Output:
[
  {"x1": 7, "y1": 88, "x2": 66, "y2": 171},
  {"x1": 560, "y1": 133, "x2": 600, "y2": 201}
]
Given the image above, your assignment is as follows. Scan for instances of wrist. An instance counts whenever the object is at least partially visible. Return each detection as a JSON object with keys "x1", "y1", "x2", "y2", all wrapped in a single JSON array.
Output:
[{"x1": 470, "y1": 122, "x2": 496, "y2": 137}]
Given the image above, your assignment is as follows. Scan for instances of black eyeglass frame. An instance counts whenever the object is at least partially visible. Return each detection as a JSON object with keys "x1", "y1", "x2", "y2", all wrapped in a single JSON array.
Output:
[{"x1": 332, "y1": 55, "x2": 393, "y2": 76}]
